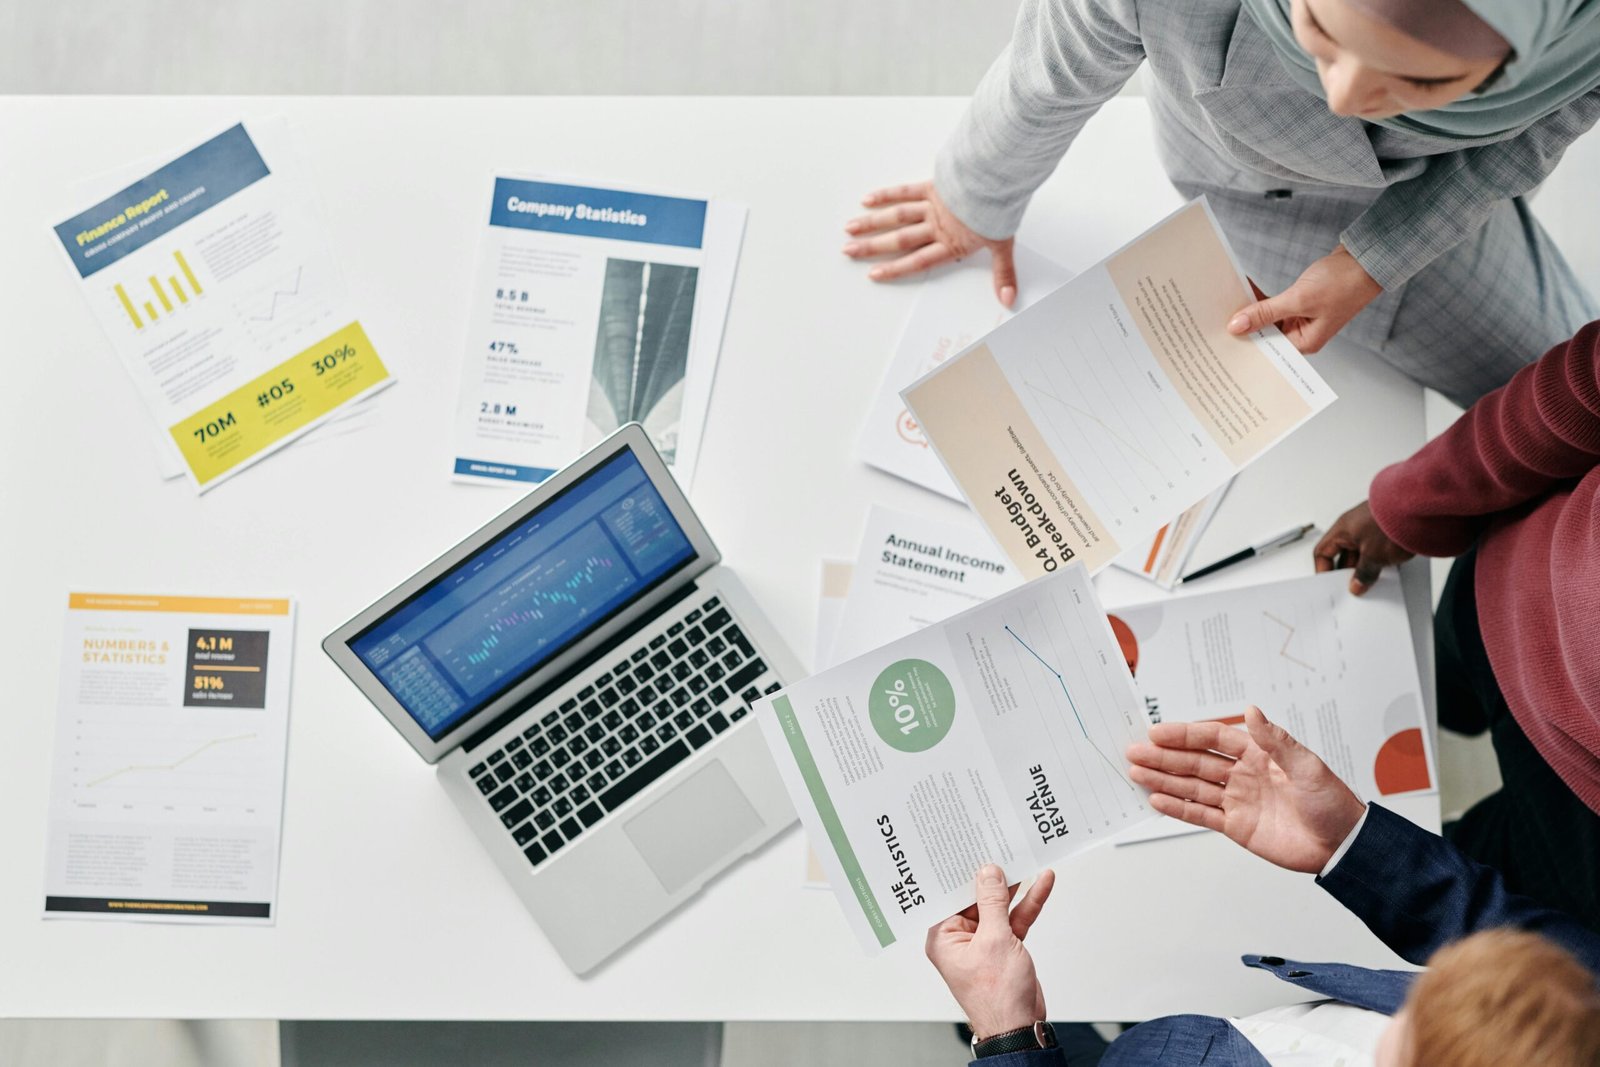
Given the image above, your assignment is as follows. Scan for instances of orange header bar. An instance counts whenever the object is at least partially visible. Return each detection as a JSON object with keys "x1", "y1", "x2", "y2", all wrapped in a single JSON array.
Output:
[{"x1": 68, "y1": 593, "x2": 290, "y2": 616}]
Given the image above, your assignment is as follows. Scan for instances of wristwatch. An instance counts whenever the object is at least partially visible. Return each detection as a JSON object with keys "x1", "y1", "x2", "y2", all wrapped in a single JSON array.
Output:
[{"x1": 972, "y1": 1020, "x2": 1058, "y2": 1058}]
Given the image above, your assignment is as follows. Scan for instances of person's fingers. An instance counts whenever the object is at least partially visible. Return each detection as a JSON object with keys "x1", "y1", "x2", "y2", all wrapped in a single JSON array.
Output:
[
  {"x1": 861, "y1": 181, "x2": 931, "y2": 208},
  {"x1": 843, "y1": 222, "x2": 935, "y2": 259},
  {"x1": 991, "y1": 241, "x2": 1018, "y2": 309},
  {"x1": 1009, "y1": 869, "x2": 1055, "y2": 940},
  {"x1": 1244, "y1": 706, "x2": 1323, "y2": 778},
  {"x1": 1312, "y1": 527, "x2": 1351, "y2": 573},
  {"x1": 1126, "y1": 742, "x2": 1237, "y2": 783},
  {"x1": 1228, "y1": 284, "x2": 1305, "y2": 336},
  {"x1": 1142, "y1": 719, "x2": 1252, "y2": 759},
  {"x1": 869, "y1": 242, "x2": 955, "y2": 281},
  {"x1": 1350, "y1": 550, "x2": 1385, "y2": 594},
  {"x1": 972, "y1": 865, "x2": 1014, "y2": 934},
  {"x1": 1149, "y1": 792, "x2": 1227, "y2": 832},
  {"x1": 1128, "y1": 765, "x2": 1227, "y2": 807},
  {"x1": 1294, "y1": 317, "x2": 1333, "y2": 355},
  {"x1": 845, "y1": 201, "x2": 929, "y2": 236}
]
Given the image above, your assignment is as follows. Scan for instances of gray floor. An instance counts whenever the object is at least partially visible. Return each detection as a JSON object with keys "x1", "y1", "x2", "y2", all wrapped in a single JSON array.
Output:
[{"x1": 0, "y1": 1, "x2": 1504, "y2": 1062}]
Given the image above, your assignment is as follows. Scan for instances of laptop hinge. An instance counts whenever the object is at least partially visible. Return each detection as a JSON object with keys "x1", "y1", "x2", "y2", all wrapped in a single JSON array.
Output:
[{"x1": 459, "y1": 579, "x2": 700, "y2": 753}]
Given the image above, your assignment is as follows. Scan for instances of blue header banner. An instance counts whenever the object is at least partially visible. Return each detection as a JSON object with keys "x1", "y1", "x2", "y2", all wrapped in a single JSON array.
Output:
[
  {"x1": 53, "y1": 123, "x2": 271, "y2": 279},
  {"x1": 488, "y1": 178, "x2": 706, "y2": 249}
]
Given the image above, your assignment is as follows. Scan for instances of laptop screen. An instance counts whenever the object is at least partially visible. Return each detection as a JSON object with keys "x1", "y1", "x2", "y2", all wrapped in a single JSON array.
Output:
[{"x1": 349, "y1": 447, "x2": 697, "y2": 739}]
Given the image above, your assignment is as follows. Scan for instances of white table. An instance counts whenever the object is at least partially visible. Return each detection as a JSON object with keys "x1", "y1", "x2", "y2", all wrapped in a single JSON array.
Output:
[{"x1": 6, "y1": 94, "x2": 1581, "y2": 1023}]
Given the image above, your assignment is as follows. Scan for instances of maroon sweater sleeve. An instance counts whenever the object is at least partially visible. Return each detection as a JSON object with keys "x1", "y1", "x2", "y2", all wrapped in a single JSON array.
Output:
[{"x1": 1369, "y1": 321, "x2": 1600, "y2": 557}]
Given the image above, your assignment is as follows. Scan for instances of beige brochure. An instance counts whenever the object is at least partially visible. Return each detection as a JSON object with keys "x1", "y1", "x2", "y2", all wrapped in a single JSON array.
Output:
[{"x1": 903, "y1": 200, "x2": 1334, "y2": 578}]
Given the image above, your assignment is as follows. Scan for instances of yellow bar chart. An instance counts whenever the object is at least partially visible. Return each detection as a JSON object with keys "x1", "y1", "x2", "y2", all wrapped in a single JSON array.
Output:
[{"x1": 115, "y1": 248, "x2": 204, "y2": 329}]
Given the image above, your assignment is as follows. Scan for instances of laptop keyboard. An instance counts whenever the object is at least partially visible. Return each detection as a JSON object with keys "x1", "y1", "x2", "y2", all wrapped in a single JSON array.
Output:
[{"x1": 465, "y1": 594, "x2": 782, "y2": 870}]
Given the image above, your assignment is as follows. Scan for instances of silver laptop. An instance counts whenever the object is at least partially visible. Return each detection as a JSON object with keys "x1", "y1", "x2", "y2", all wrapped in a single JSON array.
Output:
[{"x1": 323, "y1": 424, "x2": 799, "y2": 973}]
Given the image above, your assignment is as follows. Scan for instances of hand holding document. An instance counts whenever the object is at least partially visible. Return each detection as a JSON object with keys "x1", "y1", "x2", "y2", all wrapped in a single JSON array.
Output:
[
  {"x1": 1107, "y1": 571, "x2": 1435, "y2": 845},
  {"x1": 450, "y1": 176, "x2": 745, "y2": 489},
  {"x1": 758, "y1": 566, "x2": 1155, "y2": 951},
  {"x1": 49, "y1": 120, "x2": 394, "y2": 492},
  {"x1": 857, "y1": 247, "x2": 1073, "y2": 499},
  {"x1": 45, "y1": 594, "x2": 295, "y2": 923},
  {"x1": 904, "y1": 200, "x2": 1335, "y2": 578}
]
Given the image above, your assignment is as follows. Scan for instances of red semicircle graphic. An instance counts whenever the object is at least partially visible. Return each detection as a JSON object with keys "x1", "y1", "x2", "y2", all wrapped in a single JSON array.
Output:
[{"x1": 1374, "y1": 727, "x2": 1431, "y2": 795}]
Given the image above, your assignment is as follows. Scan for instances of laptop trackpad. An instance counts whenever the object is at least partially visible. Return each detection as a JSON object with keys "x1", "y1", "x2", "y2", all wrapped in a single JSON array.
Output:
[{"x1": 624, "y1": 760, "x2": 763, "y2": 894}]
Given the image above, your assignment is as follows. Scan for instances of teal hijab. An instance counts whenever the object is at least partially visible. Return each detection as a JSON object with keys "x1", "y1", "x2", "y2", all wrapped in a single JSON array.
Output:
[{"x1": 1240, "y1": 0, "x2": 1600, "y2": 140}]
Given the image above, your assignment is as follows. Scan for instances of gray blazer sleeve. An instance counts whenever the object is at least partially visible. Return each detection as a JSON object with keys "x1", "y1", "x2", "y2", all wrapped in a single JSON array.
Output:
[
  {"x1": 934, "y1": 0, "x2": 1145, "y2": 240},
  {"x1": 1342, "y1": 87, "x2": 1600, "y2": 291}
]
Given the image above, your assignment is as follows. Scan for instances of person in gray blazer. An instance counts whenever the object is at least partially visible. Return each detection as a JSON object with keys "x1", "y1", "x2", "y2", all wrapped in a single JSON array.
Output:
[{"x1": 844, "y1": 0, "x2": 1600, "y2": 406}]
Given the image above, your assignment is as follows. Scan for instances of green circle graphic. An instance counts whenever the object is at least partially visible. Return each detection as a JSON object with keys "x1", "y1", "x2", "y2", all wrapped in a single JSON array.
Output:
[{"x1": 869, "y1": 659, "x2": 956, "y2": 753}]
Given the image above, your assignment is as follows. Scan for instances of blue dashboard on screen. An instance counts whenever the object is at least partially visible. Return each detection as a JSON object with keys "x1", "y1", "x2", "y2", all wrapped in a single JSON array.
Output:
[{"x1": 352, "y1": 449, "x2": 696, "y2": 738}]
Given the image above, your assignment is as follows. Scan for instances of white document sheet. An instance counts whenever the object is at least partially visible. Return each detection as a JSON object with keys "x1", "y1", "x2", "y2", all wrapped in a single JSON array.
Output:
[
  {"x1": 858, "y1": 247, "x2": 1073, "y2": 499},
  {"x1": 450, "y1": 175, "x2": 745, "y2": 490},
  {"x1": 44, "y1": 593, "x2": 295, "y2": 924},
  {"x1": 758, "y1": 566, "x2": 1157, "y2": 952},
  {"x1": 1107, "y1": 571, "x2": 1436, "y2": 846},
  {"x1": 49, "y1": 119, "x2": 394, "y2": 492},
  {"x1": 904, "y1": 200, "x2": 1335, "y2": 578},
  {"x1": 1111, "y1": 481, "x2": 1232, "y2": 589},
  {"x1": 830, "y1": 504, "x2": 1020, "y2": 665}
]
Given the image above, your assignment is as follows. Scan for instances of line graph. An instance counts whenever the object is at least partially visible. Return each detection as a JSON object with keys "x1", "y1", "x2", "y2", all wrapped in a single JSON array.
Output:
[
  {"x1": 85, "y1": 733, "x2": 257, "y2": 788},
  {"x1": 1263, "y1": 611, "x2": 1316, "y2": 671},
  {"x1": 464, "y1": 555, "x2": 617, "y2": 665},
  {"x1": 1022, "y1": 380, "x2": 1165, "y2": 476},
  {"x1": 245, "y1": 266, "x2": 303, "y2": 322},
  {"x1": 1005, "y1": 624, "x2": 1133, "y2": 788}
]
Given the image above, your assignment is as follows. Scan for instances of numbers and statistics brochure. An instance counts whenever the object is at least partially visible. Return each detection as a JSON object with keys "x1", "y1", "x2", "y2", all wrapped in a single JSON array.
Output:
[
  {"x1": 43, "y1": 594, "x2": 295, "y2": 924},
  {"x1": 756, "y1": 566, "x2": 1156, "y2": 951},
  {"x1": 903, "y1": 199, "x2": 1334, "y2": 578}
]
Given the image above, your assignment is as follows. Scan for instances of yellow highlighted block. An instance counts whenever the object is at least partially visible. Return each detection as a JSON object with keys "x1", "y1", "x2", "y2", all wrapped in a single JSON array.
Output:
[
  {"x1": 69, "y1": 593, "x2": 291, "y2": 615},
  {"x1": 170, "y1": 275, "x2": 189, "y2": 304},
  {"x1": 144, "y1": 300, "x2": 158, "y2": 321},
  {"x1": 168, "y1": 320, "x2": 389, "y2": 486}
]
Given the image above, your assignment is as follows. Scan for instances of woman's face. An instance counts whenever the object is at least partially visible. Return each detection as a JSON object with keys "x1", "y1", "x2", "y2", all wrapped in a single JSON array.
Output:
[{"x1": 1290, "y1": 0, "x2": 1505, "y2": 119}]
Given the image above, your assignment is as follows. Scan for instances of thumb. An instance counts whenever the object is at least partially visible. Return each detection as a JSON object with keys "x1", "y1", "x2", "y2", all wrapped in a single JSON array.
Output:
[
  {"x1": 1228, "y1": 287, "x2": 1301, "y2": 336},
  {"x1": 973, "y1": 865, "x2": 1012, "y2": 932},
  {"x1": 991, "y1": 241, "x2": 1018, "y2": 309},
  {"x1": 1244, "y1": 706, "x2": 1320, "y2": 777}
]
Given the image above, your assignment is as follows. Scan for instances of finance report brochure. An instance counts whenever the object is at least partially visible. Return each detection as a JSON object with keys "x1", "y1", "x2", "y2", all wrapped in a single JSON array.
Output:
[
  {"x1": 44, "y1": 594, "x2": 295, "y2": 924},
  {"x1": 757, "y1": 567, "x2": 1156, "y2": 951},
  {"x1": 49, "y1": 120, "x2": 394, "y2": 491},
  {"x1": 1107, "y1": 570, "x2": 1436, "y2": 845},
  {"x1": 904, "y1": 200, "x2": 1335, "y2": 578},
  {"x1": 451, "y1": 175, "x2": 746, "y2": 489}
]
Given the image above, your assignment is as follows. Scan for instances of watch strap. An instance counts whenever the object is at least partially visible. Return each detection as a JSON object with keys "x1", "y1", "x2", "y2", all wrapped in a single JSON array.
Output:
[{"x1": 971, "y1": 1020, "x2": 1057, "y2": 1058}]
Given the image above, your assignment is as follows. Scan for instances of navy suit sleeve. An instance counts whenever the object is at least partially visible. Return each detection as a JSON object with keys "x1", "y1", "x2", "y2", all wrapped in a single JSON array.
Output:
[{"x1": 1317, "y1": 804, "x2": 1600, "y2": 974}]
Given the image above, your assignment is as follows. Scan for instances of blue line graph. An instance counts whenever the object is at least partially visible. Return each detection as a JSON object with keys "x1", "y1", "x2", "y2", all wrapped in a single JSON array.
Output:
[
  {"x1": 464, "y1": 556, "x2": 617, "y2": 665},
  {"x1": 1005, "y1": 624, "x2": 1133, "y2": 788}
]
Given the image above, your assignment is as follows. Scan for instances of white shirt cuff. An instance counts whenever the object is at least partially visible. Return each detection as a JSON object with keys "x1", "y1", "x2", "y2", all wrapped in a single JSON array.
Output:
[{"x1": 1318, "y1": 805, "x2": 1371, "y2": 879}]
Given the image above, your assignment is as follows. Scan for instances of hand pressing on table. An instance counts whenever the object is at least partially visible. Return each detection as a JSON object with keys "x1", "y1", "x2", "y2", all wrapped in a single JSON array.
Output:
[{"x1": 844, "y1": 180, "x2": 1018, "y2": 308}]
